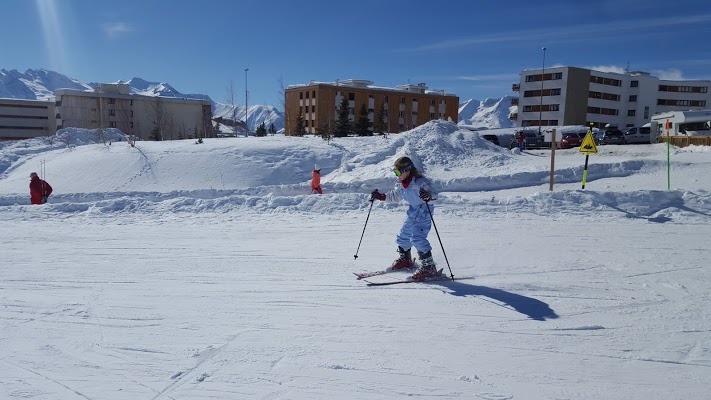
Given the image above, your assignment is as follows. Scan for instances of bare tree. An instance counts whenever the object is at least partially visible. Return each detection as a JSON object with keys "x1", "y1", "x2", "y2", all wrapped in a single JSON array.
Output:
[
  {"x1": 149, "y1": 97, "x2": 168, "y2": 141},
  {"x1": 225, "y1": 80, "x2": 239, "y2": 136},
  {"x1": 277, "y1": 75, "x2": 289, "y2": 135}
]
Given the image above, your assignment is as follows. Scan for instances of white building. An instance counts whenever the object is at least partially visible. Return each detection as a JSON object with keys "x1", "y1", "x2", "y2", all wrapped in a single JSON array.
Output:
[
  {"x1": 512, "y1": 66, "x2": 711, "y2": 129},
  {"x1": 0, "y1": 98, "x2": 56, "y2": 140},
  {"x1": 55, "y1": 84, "x2": 213, "y2": 141}
]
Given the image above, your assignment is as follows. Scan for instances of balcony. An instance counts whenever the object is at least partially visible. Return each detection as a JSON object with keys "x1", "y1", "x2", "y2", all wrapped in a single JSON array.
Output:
[
  {"x1": 511, "y1": 98, "x2": 519, "y2": 106},
  {"x1": 508, "y1": 112, "x2": 518, "y2": 120},
  {"x1": 512, "y1": 83, "x2": 520, "y2": 92}
]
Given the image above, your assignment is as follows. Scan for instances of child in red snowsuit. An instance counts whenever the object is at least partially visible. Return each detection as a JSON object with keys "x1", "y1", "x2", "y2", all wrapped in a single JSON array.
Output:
[
  {"x1": 29, "y1": 172, "x2": 52, "y2": 205},
  {"x1": 311, "y1": 164, "x2": 323, "y2": 194}
]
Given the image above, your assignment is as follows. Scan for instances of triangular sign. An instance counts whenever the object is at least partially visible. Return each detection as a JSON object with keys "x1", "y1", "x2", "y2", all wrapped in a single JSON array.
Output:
[{"x1": 579, "y1": 131, "x2": 598, "y2": 154}]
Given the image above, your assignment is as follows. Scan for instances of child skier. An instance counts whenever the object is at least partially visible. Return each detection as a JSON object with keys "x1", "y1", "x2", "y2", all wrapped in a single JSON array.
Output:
[
  {"x1": 370, "y1": 156, "x2": 439, "y2": 280},
  {"x1": 311, "y1": 164, "x2": 323, "y2": 194},
  {"x1": 29, "y1": 172, "x2": 52, "y2": 205}
]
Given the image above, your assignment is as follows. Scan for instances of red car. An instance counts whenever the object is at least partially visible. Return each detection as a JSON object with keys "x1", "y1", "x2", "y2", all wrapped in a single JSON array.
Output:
[{"x1": 559, "y1": 132, "x2": 583, "y2": 149}]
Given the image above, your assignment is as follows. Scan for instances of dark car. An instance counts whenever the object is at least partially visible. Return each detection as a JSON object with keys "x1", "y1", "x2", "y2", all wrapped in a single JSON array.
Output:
[
  {"x1": 558, "y1": 132, "x2": 583, "y2": 149},
  {"x1": 598, "y1": 129, "x2": 626, "y2": 145},
  {"x1": 481, "y1": 134, "x2": 500, "y2": 146},
  {"x1": 509, "y1": 130, "x2": 544, "y2": 149}
]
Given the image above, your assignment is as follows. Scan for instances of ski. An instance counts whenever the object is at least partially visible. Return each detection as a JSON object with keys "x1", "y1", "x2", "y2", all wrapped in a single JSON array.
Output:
[
  {"x1": 364, "y1": 269, "x2": 449, "y2": 286},
  {"x1": 353, "y1": 266, "x2": 415, "y2": 279}
]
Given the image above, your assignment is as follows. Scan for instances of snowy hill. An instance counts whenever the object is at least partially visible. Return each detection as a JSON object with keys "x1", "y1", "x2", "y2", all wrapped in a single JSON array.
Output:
[
  {"x1": 0, "y1": 121, "x2": 710, "y2": 399},
  {"x1": 458, "y1": 96, "x2": 516, "y2": 129}
]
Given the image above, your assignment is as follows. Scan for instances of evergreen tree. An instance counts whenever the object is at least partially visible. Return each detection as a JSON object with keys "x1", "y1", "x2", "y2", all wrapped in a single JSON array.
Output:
[
  {"x1": 374, "y1": 102, "x2": 387, "y2": 135},
  {"x1": 150, "y1": 127, "x2": 162, "y2": 141},
  {"x1": 269, "y1": 123, "x2": 276, "y2": 135},
  {"x1": 256, "y1": 122, "x2": 267, "y2": 137},
  {"x1": 317, "y1": 122, "x2": 333, "y2": 143},
  {"x1": 334, "y1": 96, "x2": 352, "y2": 137},
  {"x1": 295, "y1": 111, "x2": 306, "y2": 136},
  {"x1": 354, "y1": 104, "x2": 372, "y2": 136}
]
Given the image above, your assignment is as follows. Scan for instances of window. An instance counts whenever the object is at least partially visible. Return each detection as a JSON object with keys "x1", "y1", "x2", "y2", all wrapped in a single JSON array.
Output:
[
  {"x1": 549, "y1": 104, "x2": 560, "y2": 111},
  {"x1": 130, "y1": 100, "x2": 133, "y2": 106},
  {"x1": 629, "y1": 95, "x2": 637, "y2": 102},
  {"x1": 109, "y1": 110, "x2": 116, "y2": 116},
  {"x1": 109, "y1": 121, "x2": 116, "y2": 127},
  {"x1": 109, "y1": 98, "x2": 116, "y2": 104},
  {"x1": 55, "y1": 100, "x2": 62, "y2": 107},
  {"x1": 430, "y1": 99, "x2": 435, "y2": 106},
  {"x1": 305, "y1": 91, "x2": 309, "y2": 98},
  {"x1": 348, "y1": 93, "x2": 355, "y2": 101},
  {"x1": 305, "y1": 106, "x2": 309, "y2": 113},
  {"x1": 553, "y1": 72, "x2": 562, "y2": 80},
  {"x1": 130, "y1": 122, "x2": 134, "y2": 128},
  {"x1": 312, "y1": 91, "x2": 316, "y2": 98},
  {"x1": 430, "y1": 113, "x2": 435, "y2": 119},
  {"x1": 644, "y1": 106, "x2": 649, "y2": 119},
  {"x1": 299, "y1": 92, "x2": 303, "y2": 99},
  {"x1": 400, "y1": 97, "x2": 406, "y2": 104},
  {"x1": 130, "y1": 110, "x2": 133, "y2": 117},
  {"x1": 631, "y1": 80, "x2": 639, "y2": 87},
  {"x1": 384, "y1": 95, "x2": 389, "y2": 103},
  {"x1": 627, "y1": 110, "x2": 636, "y2": 117}
]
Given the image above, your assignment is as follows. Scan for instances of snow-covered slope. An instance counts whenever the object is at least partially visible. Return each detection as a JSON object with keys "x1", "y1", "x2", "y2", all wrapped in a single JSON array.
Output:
[{"x1": 0, "y1": 121, "x2": 710, "y2": 399}]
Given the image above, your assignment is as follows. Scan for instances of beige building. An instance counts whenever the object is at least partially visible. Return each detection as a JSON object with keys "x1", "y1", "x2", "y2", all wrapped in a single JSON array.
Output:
[
  {"x1": 285, "y1": 80, "x2": 458, "y2": 135},
  {"x1": 55, "y1": 84, "x2": 212, "y2": 140},
  {"x1": 0, "y1": 98, "x2": 56, "y2": 140},
  {"x1": 512, "y1": 66, "x2": 711, "y2": 129}
]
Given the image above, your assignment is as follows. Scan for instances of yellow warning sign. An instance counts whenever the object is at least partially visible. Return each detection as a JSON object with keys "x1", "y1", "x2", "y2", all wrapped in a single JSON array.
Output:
[{"x1": 579, "y1": 131, "x2": 598, "y2": 154}]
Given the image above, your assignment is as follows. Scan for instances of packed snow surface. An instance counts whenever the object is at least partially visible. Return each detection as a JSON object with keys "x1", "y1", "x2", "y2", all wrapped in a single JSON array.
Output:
[{"x1": 1, "y1": 121, "x2": 709, "y2": 399}]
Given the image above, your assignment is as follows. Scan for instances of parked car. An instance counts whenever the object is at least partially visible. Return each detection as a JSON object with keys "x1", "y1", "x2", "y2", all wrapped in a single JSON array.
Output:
[
  {"x1": 598, "y1": 129, "x2": 626, "y2": 145},
  {"x1": 624, "y1": 126, "x2": 652, "y2": 144},
  {"x1": 558, "y1": 132, "x2": 583, "y2": 149},
  {"x1": 509, "y1": 130, "x2": 544, "y2": 149},
  {"x1": 481, "y1": 134, "x2": 500, "y2": 146}
]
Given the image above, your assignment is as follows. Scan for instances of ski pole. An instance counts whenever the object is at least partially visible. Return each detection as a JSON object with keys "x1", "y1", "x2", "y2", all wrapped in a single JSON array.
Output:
[
  {"x1": 425, "y1": 200, "x2": 455, "y2": 280},
  {"x1": 353, "y1": 195, "x2": 376, "y2": 260}
]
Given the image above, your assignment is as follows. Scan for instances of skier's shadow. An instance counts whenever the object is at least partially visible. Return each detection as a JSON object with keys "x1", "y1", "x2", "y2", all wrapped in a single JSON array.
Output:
[{"x1": 434, "y1": 280, "x2": 559, "y2": 321}]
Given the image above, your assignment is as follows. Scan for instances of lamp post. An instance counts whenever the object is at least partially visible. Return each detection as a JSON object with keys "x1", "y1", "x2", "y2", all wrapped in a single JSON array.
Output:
[
  {"x1": 244, "y1": 68, "x2": 249, "y2": 136},
  {"x1": 539, "y1": 47, "x2": 547, "y2": 136}
]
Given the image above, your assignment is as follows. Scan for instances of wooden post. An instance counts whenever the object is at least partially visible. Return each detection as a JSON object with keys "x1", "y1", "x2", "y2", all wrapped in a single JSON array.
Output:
[{"x1": 549, "y1": 129, "x2": 556, "y2": 192}]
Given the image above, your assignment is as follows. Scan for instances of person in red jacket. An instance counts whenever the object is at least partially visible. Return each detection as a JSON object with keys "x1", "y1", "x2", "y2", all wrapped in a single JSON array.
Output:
[
  {"x1": 29, "y1": 172, "x2": 52, "y2": 205},
  {"x1": 311, "y1": 164, "x2": 323, "y2": 194}
]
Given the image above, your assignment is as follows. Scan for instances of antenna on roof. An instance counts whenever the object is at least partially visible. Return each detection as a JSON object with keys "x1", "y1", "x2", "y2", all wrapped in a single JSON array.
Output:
[{"x1": 625, "y1": 61, "x2": 630, "y2": 73}]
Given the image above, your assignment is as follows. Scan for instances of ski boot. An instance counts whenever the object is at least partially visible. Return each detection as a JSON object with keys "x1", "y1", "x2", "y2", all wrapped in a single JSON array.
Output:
[
  {"x1": 389, "y1": 246, "x2": 415, "y2": 271},
  {"x1": 411, "y1": 251, "x2": 439, "y2": 280}
]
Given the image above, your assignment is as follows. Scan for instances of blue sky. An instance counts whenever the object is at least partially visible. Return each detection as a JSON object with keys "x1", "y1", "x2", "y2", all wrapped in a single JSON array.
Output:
[{"x1": 2, "y1": 0, "x2": 711, "y2": 107}]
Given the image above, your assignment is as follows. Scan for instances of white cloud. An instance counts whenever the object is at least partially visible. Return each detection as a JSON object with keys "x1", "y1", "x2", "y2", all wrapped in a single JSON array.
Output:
[
  {"x1": 651, "y1": 68, "x2": 685, "y2": 80},
  {"x1": 586, "y1": 65, "x2": 627, "y2": 74},
  {"x1": 456, "y1": 73, "x2": 519, "y2": 82},
  {"x1": 102, "y1": 22, "x2": 134, "y2": 39}
]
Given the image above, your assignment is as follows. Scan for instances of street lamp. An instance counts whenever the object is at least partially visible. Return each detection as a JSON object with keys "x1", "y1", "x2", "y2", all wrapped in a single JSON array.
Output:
[
  {"x1": 244, "y1": 68, "x2": 249, "y2": 136},
  {"x1": 539, "y1": 47, "x2": 547, "y2": 136}
]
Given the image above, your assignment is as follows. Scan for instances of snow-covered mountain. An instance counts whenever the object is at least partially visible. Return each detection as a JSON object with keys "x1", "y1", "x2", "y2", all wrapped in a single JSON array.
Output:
[
  {"x1": 0, "y1": 68, "x2": 283, "y2": 132},
  {"x1": 458, "y1": 96, "x2": 516, "y2": 129},
  {"x1": 0, "y1": 68, "x2": 92, "y2": 101}
]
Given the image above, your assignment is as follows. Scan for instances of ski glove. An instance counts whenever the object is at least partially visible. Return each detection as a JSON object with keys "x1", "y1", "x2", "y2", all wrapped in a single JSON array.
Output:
[
  {"x1": 419, "y1": 188, "x2": 432, "y2": 202},
  {"x1": 371, "y1": 190, "x2": 386, "y2": 201}
]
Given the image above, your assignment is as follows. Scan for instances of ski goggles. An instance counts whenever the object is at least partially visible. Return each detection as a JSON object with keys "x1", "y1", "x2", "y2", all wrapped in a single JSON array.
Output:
[{"x1": 393, "y1": 164, "x2": 412, "y2": 177}]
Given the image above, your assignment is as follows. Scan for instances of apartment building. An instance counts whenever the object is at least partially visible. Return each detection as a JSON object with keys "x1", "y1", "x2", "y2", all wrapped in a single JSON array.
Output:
[
  {"x1": 511, "y1": 66, "x2": 711, "y2": 129},
  {"x1": 55, "y1": 84, "x2": 213, "y2": 140},
  {"x1": 284, "y1": 80, "x2": 459, "y2": 135},
  {"x1": 0, "y1": 98, "x2": 56, "y2": 140}
]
